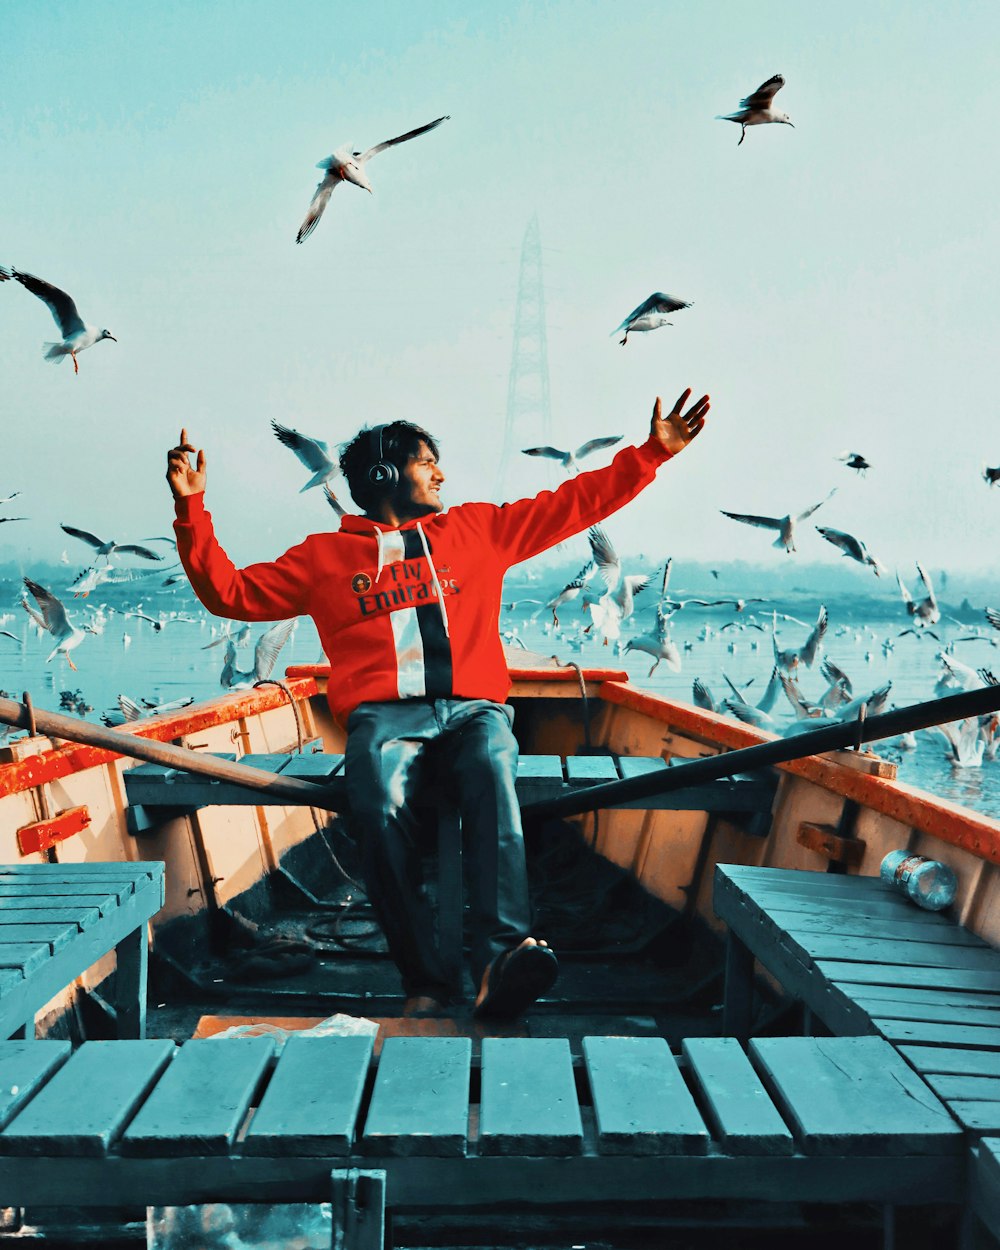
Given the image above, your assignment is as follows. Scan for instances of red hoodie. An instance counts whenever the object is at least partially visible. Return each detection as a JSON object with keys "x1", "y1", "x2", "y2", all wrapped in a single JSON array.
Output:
[{"x1": 174, "y1": 436, "x2": 673, "y2": 724}]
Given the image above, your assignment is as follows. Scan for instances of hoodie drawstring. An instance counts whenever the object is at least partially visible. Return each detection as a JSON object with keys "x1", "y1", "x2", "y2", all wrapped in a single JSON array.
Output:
[{"x1": 374, "y1": 527, "x2": 385, "y2": 583}]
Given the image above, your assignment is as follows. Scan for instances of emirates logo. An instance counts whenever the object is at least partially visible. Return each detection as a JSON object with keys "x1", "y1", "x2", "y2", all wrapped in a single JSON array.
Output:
[{"x1": 351, "y1": 572, "x2": 372, "y2": 594}]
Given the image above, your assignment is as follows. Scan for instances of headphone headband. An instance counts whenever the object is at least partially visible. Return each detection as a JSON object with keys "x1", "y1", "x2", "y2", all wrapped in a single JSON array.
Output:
[{"x1": 368, "y1": 424, "x2": 399, "y2": 487}]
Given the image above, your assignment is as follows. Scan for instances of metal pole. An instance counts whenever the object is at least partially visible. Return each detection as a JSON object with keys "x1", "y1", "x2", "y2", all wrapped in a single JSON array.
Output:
[
  {"x1": 0, "y1": 696, "x2": 344, "y2": 811},
  {"x1": 519, "y1": 683, "x2": 1000, "y2": 822}
]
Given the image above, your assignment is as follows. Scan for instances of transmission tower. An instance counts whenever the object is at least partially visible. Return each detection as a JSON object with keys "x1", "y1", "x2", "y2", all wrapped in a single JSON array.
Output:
[{"x1": 494, "y1": 214, "x2": 553, "y2": 500}]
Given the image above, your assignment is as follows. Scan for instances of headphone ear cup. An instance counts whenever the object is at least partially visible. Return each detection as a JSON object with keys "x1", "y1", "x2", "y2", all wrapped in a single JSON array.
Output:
[{"x1": 368, "y1": 461, "x2": 398, "y2": 486}]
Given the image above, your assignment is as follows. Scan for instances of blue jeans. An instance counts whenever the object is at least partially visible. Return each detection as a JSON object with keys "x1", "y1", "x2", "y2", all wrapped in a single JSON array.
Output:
[{"x1": 345, "y1": 697, "x2": 531, "y2": 1001}]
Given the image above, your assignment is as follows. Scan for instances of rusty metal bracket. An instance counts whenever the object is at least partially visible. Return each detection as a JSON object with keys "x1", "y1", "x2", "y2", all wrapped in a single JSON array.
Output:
[{"x1": 17, "y1": 805, "x2": 91, "y2": 856}]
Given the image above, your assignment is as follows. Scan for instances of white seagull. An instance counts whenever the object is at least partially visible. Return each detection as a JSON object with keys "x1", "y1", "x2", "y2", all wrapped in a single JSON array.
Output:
[
  {"x1": 61, "y1": 525, "x2": 164, "y2": 564},
  {"x1": 772, "y1": 606, "x2": 828, "y2": 673},
  {"x1": 521, "y1": 436, "x2": 623, "y2": 475},
  {"x1": 296, "y1": 115, "x2": 450, "y2": 243},
  {"x1": 584, "y1": 526, "x2": 650, "y2": 645},
  {"x1": 22, "y1": 577, "x2": 96, "y2": 670},
  {"x1": 612, "y1": 293, "x2": 692, "y2": 345},
  {"x1": 271, "y1": 420, "x2": 339, "y2": 491},
  {"x1": 721, "y1": 490, "x2": 835, "y2": 554},
  {"x1": 717, "y1": 74, "x2": 794, "y2": 145},
  {"x1": 539, "y1": 560, "x2": 596, "y2": 627},
  {"x1": 0, "y1": 267, "x2": 115, "y2": 373},
  {"x1": 624, "y1": 604, "x2": 682, "y2": 676},
  {"x1": 222, "y1": 620, "x2": 297, "y2": 690},
  {"x1": 896, "y1": 563, "x2": 940, "y2": 629},
  {"x1": 816, "y1": 526, "x2": 887, "y2": 577}
]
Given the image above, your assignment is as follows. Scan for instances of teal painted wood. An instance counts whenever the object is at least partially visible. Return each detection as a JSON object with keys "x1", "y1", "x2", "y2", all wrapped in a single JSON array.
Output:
[
  {"x1": 799, "y1": 935, "x2": 1000, "y2": 971},
  {"x1": 363, "y1": 1037, "x2": 470, "y2": 1158},
  {"x1": 875, "y1": 1019, "x2": 1000, "y2": 1049},
  {"x1": 723, "y1": 889, "x2": 922, "y2": 920},
  {"x1": 973, "y1": 1137, "x2": 1000, "y2": 1241},
  {"x1": 0, "y1": 863, "x2": 158, "y2": 876},
  {"x1": 0, "y1": 872, "x2": 164, "y2": 1041},
  {"x1": 847, "y1": 983, "x2": 1000, "y2": 1010},
  {"x1": 565, "y1": 756, "x2": 619, "y2": 782},
  {"x1": 750, "y1": 1036, "x2": 962, "y2": 1156},
  {"x1": 721, "y1": 865, "x2": 888, "y2": 890},
  {"x1": 900, "y1": 1046, "x2": 1000, "y2": 1077},
  {"x1": 853, "y1": 994, "x2": 1000, "y2": 1027},
  {"x1": 681, "y1": 1038, "x2": 794, "y2": 1156},
  {"x1": 0, "y1": 922, "x2": 79, "y2": 953},
  {"x1": 943, "y1": 1101, "x2": 1000, "y2": 1133},
  {"x1": 245, "y1": 1034, "x2": 373, "y2": 1157},
  {"x1": 479, "y1": 1038, "x2": 583, "y2": 1157},
  {"x1": 123, "y1": 1037, "x2": 274, "y2": 1157},
  {"x1": 0, "y1": 907, "x2": 100, "y2": 929},
  {"x1": 0, "y1": 945, "x2": 51, "y2": 976},
  {"x1": 772, "y1": 909, "x2": 987, "y2": 946},
  {"x1": 582, "y1": 1036, "x2": 709, "y2": 1155},
  {"x1": 515, "y1": 756, "x2": 564, "y2": 780},
  {"x1": 0, "y1": 892, "x2": 118, "y2": 917},
  {"x1": 0, "y1": 879, "x2": 135, "y2": 904},
  {"x1": 821, "y1": 960, "x2": 1000, "y2": 992},
  {"x1": 0, "y1": 971, "x2": 20, "y2": 995},
  {"x1": 0, "y1": 1041, "x2": 71, "y2": 1130},
  {"x1": 0, "y1": 1040, "x2": 174, "y2": 1156},
  {"x1": 924, "y1": 1074, "x2": 1000, "y2": 1102},
  {"x1": 617, "y1": 757, "x2": 665, "y2": 779},
  {"x1": 280, "y1": 754, "x2": 345, "y2": 781}
]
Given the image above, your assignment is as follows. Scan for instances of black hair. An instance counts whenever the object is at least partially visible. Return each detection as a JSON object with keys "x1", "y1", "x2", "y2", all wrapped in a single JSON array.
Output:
[{"x1": 339, "y1": 420, "x2": 441, "y2": 516}]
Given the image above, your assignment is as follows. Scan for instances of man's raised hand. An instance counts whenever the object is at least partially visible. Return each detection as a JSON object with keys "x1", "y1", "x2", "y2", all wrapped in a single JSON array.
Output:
[
  {"x1": 650, "y1": 389, "x2": 710, "y2": 456},
  {"x1": 166, "y1": 428, "x2": 207, "y2": 499}
]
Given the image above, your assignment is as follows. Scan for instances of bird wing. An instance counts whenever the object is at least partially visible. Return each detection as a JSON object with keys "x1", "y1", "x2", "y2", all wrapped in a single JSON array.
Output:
[
  {"x1": 720, "y1": 510, "x2": 782, "y2": 531},
  {"x1": 358, "y1": 114, "x2": 450, "y2": 163},
  {"x1": 23, "y1": 578, "x2": 69, "y2": 636},
  {"x1": 117, "y1": 695, "x2": 145, "y2": 721},
  {"x1": 61, "y1": 524, "x2": 105, "y2": 550},
  {"x1": 800, "y1": 606, "x2": 829, "y2": 667},
  {"x1": 521, "y1": 446, "x2": 567, "y2": 460},
  {"x1": 692, "y1": 678, "x2": 716, "y2": 712},
  {"x1": 12, "y1": 271, "x2": 85, "y2": 337},
  {"x1": 296, "y1": 174, "x2": 337, "y2": 244},
  {"x1": 796, "y1": 489, "x2": 835, "y2": 522},
  {"x1": 588, "y1": 526, "x2": 621, "y2": 592},
  {"x1": 721, "y1": 671, "x2": 748, "y2": 704},
  {"x1": 573, "y1": 436, "x2": 624, "y2": 460},
  {"x1": 613, "y1": 292, "x2": 691, "y2": 332},
  {"x1": 660, "y1": 558, "x2": 673, "y2": 598},
  {"x1": 987, "y1": 607, "x2": 1000, "y2": 633},
  {"x1": 757, "y1": 666, "x2": 783, "y2": 713},
  {"x1": 816, "y1": 526, "x2": 863, "y2": 561},
  {"x1": 271, "y1": 420, "x2": 334, "y2": 472},
  {"x1": 820, "y1": 657, "x2": 853, "y2": 694},
  {"x1": 115, "y1": 544, "x2": 164, "y2": 561},
  {"x1": 741, "y1": 74, "x2": 785, "y2": 110},
  {"x1": 916, "y1": 561, "x2": 938, "y2": 607},
  {"x1": 625, "y1": 574, "x2": 651, "y2": 599},
  {"x1": 253, "y1": 619, "x2": 297, "y2": 681}
]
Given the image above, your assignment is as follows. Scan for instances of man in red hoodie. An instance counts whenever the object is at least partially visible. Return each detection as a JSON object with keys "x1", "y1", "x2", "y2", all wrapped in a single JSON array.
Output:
[{"x1": 167, "y1": 388, "x2": 708, "y2": 1018}]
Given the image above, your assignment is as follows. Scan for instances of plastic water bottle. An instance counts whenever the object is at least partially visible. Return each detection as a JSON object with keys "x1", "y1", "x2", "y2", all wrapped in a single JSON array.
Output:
[{"x1": 880, "y1": 850, "x2": 957, "y2": 911}]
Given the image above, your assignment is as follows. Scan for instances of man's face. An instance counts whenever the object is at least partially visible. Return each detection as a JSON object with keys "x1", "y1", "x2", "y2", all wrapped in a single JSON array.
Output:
[{"x1": 400, "y1": 440, "x2": 445, "y2": 516}]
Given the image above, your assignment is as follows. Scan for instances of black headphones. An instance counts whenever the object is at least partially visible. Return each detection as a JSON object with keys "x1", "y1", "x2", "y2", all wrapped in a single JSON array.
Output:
[{"x1": 367, "y1": 424, "x2": 398, "y2": 487}]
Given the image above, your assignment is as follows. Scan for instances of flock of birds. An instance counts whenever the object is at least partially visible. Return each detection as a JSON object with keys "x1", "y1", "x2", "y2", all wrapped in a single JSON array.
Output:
[{"x1": 4, "y1": 72, "x2": 1000, "y2": 778}]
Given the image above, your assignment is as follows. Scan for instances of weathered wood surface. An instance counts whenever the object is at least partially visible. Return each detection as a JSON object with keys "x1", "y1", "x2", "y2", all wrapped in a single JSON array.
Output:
[
  {"x1": 0, "y1": 863, "x2": 164, "y2": 1041},
  {"x1": 0, "y1": 1036, "x2": 967, "y2": 1209},
  {"x1": 124, "y1": 754, "x2": 776, "y2": 814}
]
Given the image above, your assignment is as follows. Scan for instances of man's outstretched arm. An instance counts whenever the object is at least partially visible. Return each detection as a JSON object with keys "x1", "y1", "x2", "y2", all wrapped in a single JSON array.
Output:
[
  {"x1": 481, "y1": 389, "x2": 709, "y2": 565},
  {"x1": 168, "y1": 429, "x2": 311, "y2": 621}
]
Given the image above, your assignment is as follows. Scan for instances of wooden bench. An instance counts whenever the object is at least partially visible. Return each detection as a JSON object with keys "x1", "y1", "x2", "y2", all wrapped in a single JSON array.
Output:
[
  {"x1": 714, "y1": 863, "x2": 1000, "y2": 1245},
  {"x1": 0, "y1": 1033, "x2": 963, "y2": 1247},
  {"x1": 0, "y1": 862, "x2": 164, "y2": 1041}
]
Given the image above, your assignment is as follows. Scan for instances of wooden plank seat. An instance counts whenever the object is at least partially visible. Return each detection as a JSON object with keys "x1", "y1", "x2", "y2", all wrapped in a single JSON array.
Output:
[
  {"x1": 713, "y1": 859, "x2": 1000, "y2": 1237},
  {"x1": 0, "y1": 863, "x2": 164, "y2": 1041},
  {"x1": 122, "y1": 751, "x2": 777, "y2": 818},
  {"x1": 0, "y1": 1033, "x2": 964, "y2": 1241}
]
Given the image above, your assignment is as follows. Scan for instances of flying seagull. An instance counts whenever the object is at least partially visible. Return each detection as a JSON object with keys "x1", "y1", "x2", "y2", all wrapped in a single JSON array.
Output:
[
  {"x1": 612, "y1": 293, "x2": 692, "y2": 345},
  {"x1": 772, "y1": 606, "x2": 828, "y2": 673},
  {"x1": 983, "y1": 465, "x2": 1000, "y2": 487},
  {"x1": 0, "y1": 267, "x2": 116, "y2": 373},
  {"x1": 896, "y1": 563, "x2": 940, "y2": 629},
  {"x1": 584, "y1": 526, "x2": 650, "y2": 645},
  {"x1": 539, "y1": 559, "x2": 596, "y2": 627},
  {"x1": 22, "y1": 577, "x2": 95, "y2": 669},
  {"x1": 521, "y1": 436, "x2": 623, "y2": 475},
  {"x1": 717, "y1": 74, "x2": 794, "y2": 145},
  {"x1": 222, "y1": 620, "x2": 297, "y2": 690},
  {"x1": 61, "y1": 525, "x2": 164, "y2": 563},
  {"x1": 721, "y1": 490, "x2": 835, "y2": 554},
  {"x1": 838, "y1": 452, "x2": 871, "y2": 475},
  {"x1": 296, "y1": 114, "x2": 450, "y2": 243},
  {"x1": 816, "y1": 526, "x2": 887, "y2": 577},
  {"x1": 271, "y1": 420, "x2": 339, "y2": 491}
]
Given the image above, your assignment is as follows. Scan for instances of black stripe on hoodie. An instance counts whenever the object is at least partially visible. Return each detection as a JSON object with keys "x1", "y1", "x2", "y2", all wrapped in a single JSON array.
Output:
[{"x1": 403, "y1": 529, "x2": 453, "y2": 698}]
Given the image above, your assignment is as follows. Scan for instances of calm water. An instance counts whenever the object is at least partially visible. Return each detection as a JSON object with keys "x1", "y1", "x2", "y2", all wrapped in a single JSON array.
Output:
[{"x1": 3, "y1": 575, "x2": 999, "y2": 821}]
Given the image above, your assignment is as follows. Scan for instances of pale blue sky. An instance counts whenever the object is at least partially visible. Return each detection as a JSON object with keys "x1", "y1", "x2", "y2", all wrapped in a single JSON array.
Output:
[{"x1": 4, "y1": 0, "x2": 1000, "y2": 585}]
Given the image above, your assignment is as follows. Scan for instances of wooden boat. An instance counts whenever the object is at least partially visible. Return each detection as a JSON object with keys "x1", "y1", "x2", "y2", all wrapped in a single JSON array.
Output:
[{"x1": 0, "y1": 650, "x2": 998, "y2": 1247}]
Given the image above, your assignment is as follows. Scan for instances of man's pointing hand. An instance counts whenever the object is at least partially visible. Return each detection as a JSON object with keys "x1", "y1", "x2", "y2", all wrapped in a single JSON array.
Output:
[{"x1": 166, "y1": 428, "x2": 207, "y2": 499}]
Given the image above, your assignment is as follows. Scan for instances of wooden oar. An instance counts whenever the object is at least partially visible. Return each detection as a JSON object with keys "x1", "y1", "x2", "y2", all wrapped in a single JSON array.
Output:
[
  {"x1": 0, "y1": 695, "x2": 344, "y2": 810},
  {"x1": 519, "y1": 683, "x2": 1000, "y2": 822}
]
